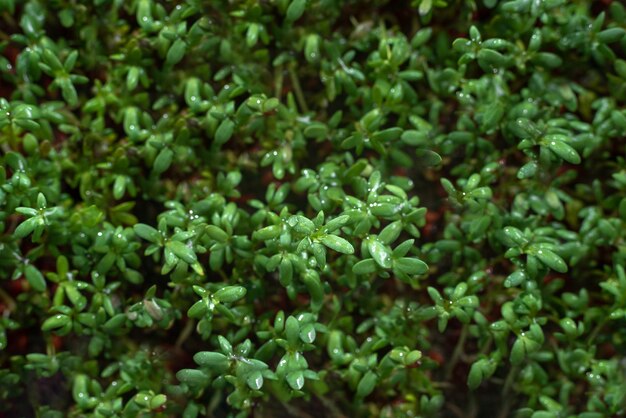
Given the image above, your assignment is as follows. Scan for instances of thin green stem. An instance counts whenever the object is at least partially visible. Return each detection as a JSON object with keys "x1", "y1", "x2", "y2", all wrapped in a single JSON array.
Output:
[
  {"x1": 274, "y1": 65, "x2": 284, "y2": 101},
  {"x1": 586, "y1": 315, "x2": 609, "y2": 346},
  {"x1": 316, "y1": 394, "x2": 347, "y2": 418},
  {"x1": 0, "y1": 287, "x2": 16, "y2": 312},
  {"x1": 497, "y1": 364, "x2": 519, "y2": 418},
  {"x1": 468, "y1": 392, "x2": 478, "y2": 418},
  {"x1": 502, "y1": 364, "x2": 518, "y2": 395},
  {"x1": 282, "y1": 402, "x2": 315, "y2": 418},
  {"x1": 1, "y1": 12, "x2": 18, "y2": 35},
  {"x1": 445, "y1": 323, "x2": 469, "y2": 380},
  {"x1": 446, "y1": 403, "x2": 466, "y2": 418},
  {"x1": 175, "y1": 318, "x2": 195, "y2": 349},
  {"x1": 288, "y1": 64, "x2": 309, "y2": 114}
]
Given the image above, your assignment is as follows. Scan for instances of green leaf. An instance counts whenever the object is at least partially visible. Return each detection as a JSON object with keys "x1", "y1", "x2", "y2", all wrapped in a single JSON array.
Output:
[
  {"x1": 415, "y1": 149, "x2": 442, "y2": 166},
  {"x1": 411, "y1": 28, "x2": 432, "y2": 47},
  {"x1": 467, "y1": 359, "x2": 495, "y2": 389},
  {"x1": 504, "y1": 270, "x2": 527, "y2": 287},
  {"x1": 25, "y1": 264, "x2": 46, "y2": 292},
  {"x1": 378, "y1": 221, "x2": 402, "y2": 244},
  {"x1": 286, "y1": 370, "x2": 304, "y2": 390},
  {"x1": 285, "y1": 316, "x2": 300, "y2": 346},
  {"x1": 559, "y1": 318, "x2": 577, "y2": 337},
  {"x1": 535, "y1": 249, "x2": 568, "y2": 273},
  {"x1": 545, "y1": 139, "x2": 581, "y2": 164},
  {"x1": 213, "y1": 286, "x2": 247, "y2": 303},
  {"x1": 401, "y1": 130, "x2": 427, "y2": 146},
  {"x1": 166, "y1": 39, "x2": 187, "y2": 66},
  {"x1": 150, "y1": 394, "x2": 167, "y2": 410},
  {"x1": 356, "y1": 370, "x2": 378, "y2": 398},
  {"x1": 532, "y1": 52, "x2": 562, "y2": 68},
  {"x1": 279, "y1": 258, "x2": 293, "y2": 286},
  {"x1": 168, "y1": 241, "x2": 197, "y2": 264},
  {"x1": 153, "y1": 148, "x2": 174, "y2": 174},
  {"x1": 304, "y1": 123, "x2": 328, "y2": 139},
  {"x1": 510, "y1": 337, "x2": 526, "y2": 365},
  {"x1": 353, "y1": 259, "x2": 377, "y2": 275},
  {"x1": 394, "y1": 257, "x2": 428, "y2": 275},
  {"x1": 477, "y1": 48, "x2": 507, "y2": 69},
  {"x1": 215, "y1": 119, "x2": 235, "y2": 145},
  {"x1": 193, "y1": 351, "x2": 229, "y2": 367},
  {"x1": 427, "y1": 287, "x2": 443, "y2": 304},
  {"x1": 206, "y1": 225, "x2": 229, "y2": 243},
  {"x1": 320, "y1": 234, "x2": 354, "y2": 254},
  {"x1": 42, "y1": 314, "x2": 70, "y2": 331},
  {"x1": 113, "y1": 176, "x2": 126, "y2": 199},
  {"x1": 103, "y1": 314, "x2": 127, "y2": 332},
  {"x1": 14, "y1": 216, "x2": 39, "y2": 239},
  {"x1": 36, "y1": 192, "x2": 47, "y2": 209},
  {"x1": 302, "y1": 272, "x2": 324, "y2": 312},
  {"x1": 176, "y1": 369, "x2": 209, "y2": 386},
  {"x1": 253, "y1": 225, "x2": 282, "y2": 240},
  {"x1": 368, "y1": 239, "x2": 392, "y2": 268},
  {"x1": 246, "y1": 23, "x2": 259, "y2": 48},
  {"x1": 418, "y1": 0, "x2": 432, "y2": 16},
  {"x1": 247, "y1": 371, "x2": 264, "y2": 390},
  {"x1": 187, "y1": 300, "x2": 207, "y2": 318},
  {"x1": 134, "y1": 224, "x2": 160, "y2": 242},
  {"x1": 517, "y1": 161, "x2": 538, "y2": 179},
  {"x1": 597, "y1": 28, "x2": 625, "y2": 43},
  {"x1": 468, "y1": 187, "x2": 492, "y2": 199},
  {"x1": 372, "y1": 127, "x2": 402, "y2": 142},
  {"x1": 441, "y1": 178, "x2": 456, "y2": 195},
  {"x1": 503, "y1": 226, "x2": 527, "y2": 246},
  {"x1": 286, "y1": 0, "x2": 306, "y2": 22},
  {"x1": 299, "y1": 323, "x2": 316, "y2": 344},
  {"x1": 288, "y1": 215, "x2": 316, "y2": 234}
]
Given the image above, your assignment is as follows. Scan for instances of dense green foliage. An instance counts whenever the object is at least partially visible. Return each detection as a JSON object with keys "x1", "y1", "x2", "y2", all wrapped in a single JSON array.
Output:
[{"x1": 2, "y1": 0, "x2": 626, "y2": 416}]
